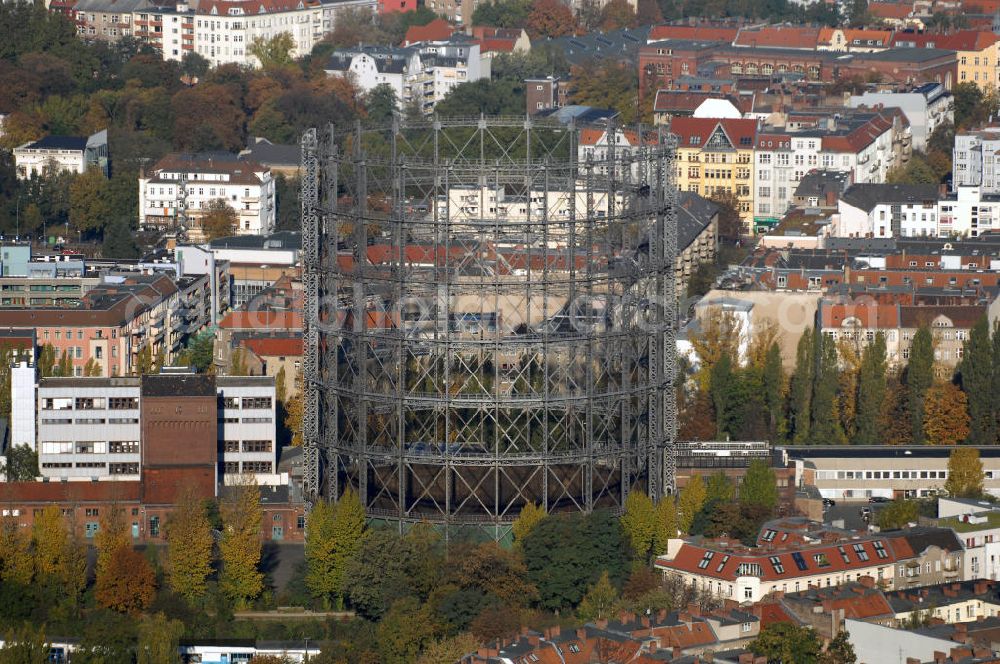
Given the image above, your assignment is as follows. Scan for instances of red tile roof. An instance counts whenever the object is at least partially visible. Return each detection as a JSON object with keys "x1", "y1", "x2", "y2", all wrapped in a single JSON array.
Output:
[
  {"x1": 218, "y1": 311, "x2": 303, "y2": 330},
  {"x1": 648, "y1": 24, "x2": 739, "y2": 42},
  {"x1": 670, "y1": 117, "x2": 758, "y2": 149},
  {"x1": 821, "y1": 302, "x2": 900, "y2": 329},
  {"x1": 869, "y1": 2, "x2": 916, "y2": 19},
  {"x1": 892, "y1": 29, "x2": 1000, "y2": 50},
  {"x1": 403, "y1": 18, "x2": 453, "y2": 45},
  {"x1": 734, "y1": 26, "x2": 822, "y2": 49},
  {"x1": 818, "y1": 27, "x2": 894, "y2": 46},
  {"x1": 656, "y1": 538, "x2": 902, "y2": 582},
  {"x1": 239, "y1": 336, "x2": 303, "y2": 357}
]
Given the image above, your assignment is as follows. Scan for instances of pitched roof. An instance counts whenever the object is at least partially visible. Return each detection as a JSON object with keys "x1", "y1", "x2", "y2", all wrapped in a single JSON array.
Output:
[
  {"x1": 840, "y1": 183, "x2": 940, "y2": 212},
  {"x1": 669, "y1": 117, "x2": 758, "y2": 149},
  {"x1": 782, "y1": 583, "x2": 895, "y2": 620},
  {"x1": 734, "y1": 26, "x2": 822, "y2": 49},
  {"x1": 677, "y1": 191, "x2": 719, "y2": 250},
  {"x1": 239, "y1": 336, "x2": 303, "y2": 357},
  {"x1": 868, "y1": 1, "x2": 915, "y2": 19},
  {"x1": 218, "y1": 311, "x2": 303, "y2": 330},
  {"x1": 21, "y1": 135, "x2": 88, "y2": 151},
  {"x1": 818, "y1": 28, "x2": 894, "y2": 47},
  {"x1": 648, "y1": 24, "x2": 739, "y2": 42},
  {"x1": 656, "y1": 537, "x2": 903, "y2": 582},
  {"x1": 898, "y1": 304, "x2": 987, "y2": 329},
  {"x1": 403, "y1": 18, "x2": 452, "y2": 45},
  {"x1": 820, "y1": 301, "x2": 900, "y2": 329},
  {"x1": 892, "y1": 29, "x2": 1000, "y2": 51}
]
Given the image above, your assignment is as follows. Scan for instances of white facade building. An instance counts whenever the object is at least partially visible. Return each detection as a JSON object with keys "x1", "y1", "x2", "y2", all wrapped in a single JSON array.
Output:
[
  {"x1": 10, "y1": 362, "x2": 36, "y2": 452},
  {"x1": 13, "y1": 130, "x2": 109, "y2": 180},
  {"x1": 753, "y1": 110, "x2": 908, "y2": 228},
  {"x1": 325, "y1": 38, "x2": 488, "y2": 114},
  {"x1": 954, "y1": 126, "x2": 1000, "y2": 194},
  {"x1": 139, "y1": 153, "x2": 275, "y2": 238},
  {"x1": 133, "y1": 0, "x2": 376, "y2": 67},
  {"x1": 849, "y1": 83, "x2": 953, "y2": 151},
  {"x1": 27, "y1": 374, "x2": 279, "y2": 485}
]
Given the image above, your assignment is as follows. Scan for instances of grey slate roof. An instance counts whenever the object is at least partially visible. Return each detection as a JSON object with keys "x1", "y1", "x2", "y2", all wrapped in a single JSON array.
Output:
[
  {"x1": 676, "y1": 191, "x2": 718, "y2": 250},
  {"x1": 241, "y1": 138, "x2": 300, "y2": 169},
  {"x1": 535, "y1": 26, "x2": 651, "y2": 66},
  {"x1": 794, "y1": 170, "x2": 852, "y2": 199},
  {"x1": 23, "y1": 136, "x2": 88, "y2": 151},
  {"x1": 840, "y1": 183, "x2": 940, "y2": 213}
]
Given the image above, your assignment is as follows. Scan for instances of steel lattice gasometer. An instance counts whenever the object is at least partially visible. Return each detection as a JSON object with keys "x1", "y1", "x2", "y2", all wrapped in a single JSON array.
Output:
[{"x1": 301, "y1": 116, "x2": 679, "y2": 540}]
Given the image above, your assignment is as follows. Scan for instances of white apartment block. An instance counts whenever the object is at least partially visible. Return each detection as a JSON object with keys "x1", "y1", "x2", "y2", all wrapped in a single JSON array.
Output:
[
  {"x1": 13, "y1": 130, "x2": 109, "y2": 180},
  {"x1": 217, "y1": 376, "x2": 279, "y2": 484},
  {"x1": 953, "y1": 127, "x2": 1000, "y2": 193},
  {"x1": 26, "y1": 374, "x2": 278, "y2": 485},
  {"x1": 140, "y1": 153, "x2": 275, "y2": 238},
  {"x1": 848, "y1": 83, "x2": 953, "y2": 151},
  {"x1": 834, "y1": 183, "x2": 1000, "y2": 239},
  {"x1": 436, "y1": 185, "x2": 624, "y2": 233},
  {"x1": 124, "y1": 0, "x2": 376, "y2": 66},
  {"x1": 753, "y1": 110, "x2": 907, "y2": 227},
  {"x1": 325, "y1": 38, "x2": 488, "y2": 114}
]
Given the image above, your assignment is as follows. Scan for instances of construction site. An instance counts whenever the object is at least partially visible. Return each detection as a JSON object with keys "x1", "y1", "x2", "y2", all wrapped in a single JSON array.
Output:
[{"x1": 301, "y1": 116, "x2": 679, "y2": 539}]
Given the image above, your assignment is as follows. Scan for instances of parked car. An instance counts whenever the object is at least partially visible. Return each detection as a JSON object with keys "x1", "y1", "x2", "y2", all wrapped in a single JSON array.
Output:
[
  {"x1": 869, "y1": 496, "x2": 891, "y2": 504},
  {"x1": 822, "y1": 498, "x2": 836, "y2": 508}
]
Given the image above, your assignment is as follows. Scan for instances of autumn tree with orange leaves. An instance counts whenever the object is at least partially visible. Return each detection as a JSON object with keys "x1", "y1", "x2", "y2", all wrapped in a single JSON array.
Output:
[
  {"x1": 95, "y1": 545, "x2": 156, "y2": 614},
  {"x1": 527, "y1": 0, "x2": 578, "y2": 38},
  {"x1": 923, "y1": 381, "x2": 971, "y2": 446}
]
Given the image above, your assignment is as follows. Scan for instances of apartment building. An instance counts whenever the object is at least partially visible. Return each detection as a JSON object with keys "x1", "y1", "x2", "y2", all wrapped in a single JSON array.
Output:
[
  {"x1": 13, "y1": 130, "x2": 109, "y2": 180},
  {"x1": 74, "y1": 0, "x2": 152, "y2": 41},
  {"x1": 819, "y1": 297, "x2": 993, "y2": 372},
  {"x1": 954, "y1": 126, "x2": 1000, "y2": 193},
  {"x1": 202, "y1": 231, "x2": 299, "y2": 308},
  {"x1": 324, "y1": 37, "x2": 488, "y2": 114},
  {"x1": 754, "y1": 110, "x2": 910, "y2": 232},
  {"x1": 848, "y1": 83, "x2": 953, "y2": 152},
  {"x1": 893, "y1": 30, "x2": 1000, "y2": 91},
  {"x1": 786, "y1": 446, "x2": 1000, "y2": 500},
  {"x1": 25, "y1": 373, "x2": 278, "y2": 485},
  {"x1": 670, "y1": 117, "x2": 757, "y2": 232},
  {"x1": 139, "y1": 153, "x2": 276, "y2": 238},
  {"x1": 525, "y1": 76, "x2": 568, "y2": 116},
  {"x1": 126, "y1": 0, "x2": 376, "y2": 67}
]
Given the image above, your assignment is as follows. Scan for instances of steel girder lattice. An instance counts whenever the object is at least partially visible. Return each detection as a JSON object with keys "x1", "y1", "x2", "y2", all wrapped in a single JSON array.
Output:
[{"x1": 302, "y1": 116, "x2": 678, "y2": 538}]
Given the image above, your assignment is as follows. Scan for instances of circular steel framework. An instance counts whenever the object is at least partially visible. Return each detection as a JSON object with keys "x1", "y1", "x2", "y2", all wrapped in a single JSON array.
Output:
[{"x1": 301, "y1": 116, "x2": 678, "y2": 539}]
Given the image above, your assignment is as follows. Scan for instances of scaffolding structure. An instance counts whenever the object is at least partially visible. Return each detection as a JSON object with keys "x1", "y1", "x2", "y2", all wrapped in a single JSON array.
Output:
[{"x1": 301, "y1": 116, "x2": 678, "y2": 538}]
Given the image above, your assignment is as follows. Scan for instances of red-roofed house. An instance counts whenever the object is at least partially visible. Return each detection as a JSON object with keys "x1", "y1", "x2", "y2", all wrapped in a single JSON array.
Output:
[
  {"x1": 403, "y1": 18, "x2": 453, "y2": 46},
  {"x1": 671, "y1": 117, "x2": 758, "y2": 232},
  {"x1": 648, "y1": 24, "x2": 740, "y2": 42},
  {"x1": 892, "y1": 30, "x2": 1000, "y2": 91},
  {"x1": 470, "y1": 26, "x2": 530, "y2": 54},
  {"x1": 868, "y1": 1, "x2": 924, "y2": 29},
  {"x1": 238, "y1": 336, "x2": 303, "y2": 398},
  {"x1": 733, "y1": 26, "x2": 823, "y2": 50},
  {"x1": 818, "y1": 28, "x2": 894, "y2": 51}
]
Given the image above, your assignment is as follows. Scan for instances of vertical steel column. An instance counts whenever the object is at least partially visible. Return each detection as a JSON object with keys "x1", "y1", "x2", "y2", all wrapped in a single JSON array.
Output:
[{"x1": 300, "y1": 129, "x2": 320, "y2": 500}]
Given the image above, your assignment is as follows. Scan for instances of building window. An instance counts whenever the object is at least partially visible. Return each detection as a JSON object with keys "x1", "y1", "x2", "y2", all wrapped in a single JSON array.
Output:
[
  {"x1": 242, "y1": 440, "x2": 272, "y2": 453},
  {"x1": 242, "y1": 461, "x2": 272, "y2": 473},
  {"x1": 149, "y1": 516, "x2": 160, "y2": 537},
  {"x1": 223, "y1": 440, "x2": 240, "y2": 453},
  {"x1": 242, "y1": 397, "x2": 272, "y2": 409},
  {"x1": 224, "y1": 461, "x2": 240, "y2": 474},
  {"x1": 109, "y1": 441, "x2": 139, "y2": 454},
  {"x1": 109, "y1": 397, "x2": 138, "y2": 410}
]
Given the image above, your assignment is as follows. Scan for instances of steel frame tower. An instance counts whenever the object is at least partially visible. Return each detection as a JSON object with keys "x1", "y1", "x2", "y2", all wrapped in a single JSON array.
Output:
[{"x1": 301, "y1": 116, "x2": 678, "y2": 537}]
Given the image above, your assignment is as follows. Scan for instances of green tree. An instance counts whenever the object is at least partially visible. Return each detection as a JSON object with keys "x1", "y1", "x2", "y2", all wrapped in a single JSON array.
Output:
[
  {"x1": 137, "y1": 613, "x2": 183, "y2": 664},
  {"x1": 376, "y1": 596, "x2": 440, "y2": 664},
  {"x1": 876, "y1": 500, "x2": 920, "y2": 530},
  {"x1": 945, "y1": 447, "x2": 984, "y2": 498},
  {"x1": 923, "y1": 381, "x2": 970, "y2": 446},
  {"x1": 750, "y1": 623, "x2": 823, "y2": 664},
  {"x1": 810, "y1": 334, "x2": 847, "y2": 444},
  {"x1": 706, "y1": 471, "x2": 734, "y2": 503},
  {"x1": 652, "y1": 495, "x2": 677, "y2": 556},
  {"x1": 577, "y1": 570, "x2": 619, "y2": 621},
  {"x1": 37, "y1": 344, "x2": 56, "y2": 378},
  {"x1": 789, "y1": 328, "x2": 814, "y2": 443},
  {"x1": 103, "y1": 218, "x2": 140, "y2": 259},
  {"x1": 249, "y1": 32, "x2": 295, "y2": 69},
  {"x1": 200, "y1": 199, "x2": 237, "y2": 240},
  {"x1": 991, "y1": 321, "x2": 1000, "y2": 444},
  {"x1": 472, "y1": 0, "x2": 531, "y2": 27},
  {"x1": 521, "y1": 510, "x2": 628, "y2": 612},
  {"x1": 166, "y1": 488, "x2": 214, "y2": 603},
  {"x1": 94, "y1": 503, "x2": 130, "y2": 582},
  {"x1": 620, "y1": 491, "x2": 657, "y2": 561},
  {"x1": 740, "y1": 458, "x2": 778, "y2": 512},
  {"x1": 855, "y1": 332, "x2": 887, "y2": 445},
  {"x1": 134, "y1": 345, "x2": 153, "y2": 376},
  {"x1": 820, "y1": 629, "x2": 857, "y2": 664},
  {"x1": 569, "y1": 60, "x2": 641, "y2": 123},
  {"x1": 907, "y1": 325, "x2": 935, "y2": 445},
  {"x1": 709, "y1": 352, "x2": 735, "y2": 439},
  {"x1": 305, "y1": 499, "x2": 338, "y2": 607},
  {"x1": 5, "y1": 444, "x2": 38, "y2": 481},
  {"x1": 762, "y1": 341, "x2": 785, "y2": 441},
  {"x1": 962, "y1": 316, "x2": 994, "y2": 446},
  {"x1": 677, "y1": 475, "x2": 706, "y2": 534},
  {"x1": 219, "y1": 478, "x2": 264, "y2": 609},
  {"x1": 56, "y1": 349, "x2": 73, "y2": 377},
  {"x1": 187, "y1": 332, "x2": 215, "y2": 372},
  {"x1": 365, "y1": 83, "x2": 398, "y2": 124},
  {"x1": 416, "y1": 634, "x2": 480, "y2": 664},
  {"x1": 0, "y1": 624, "x2": 49, "y2": 664},
  {"x1": 512, "y1": 502, "x2": 547, "y2": 547}
]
